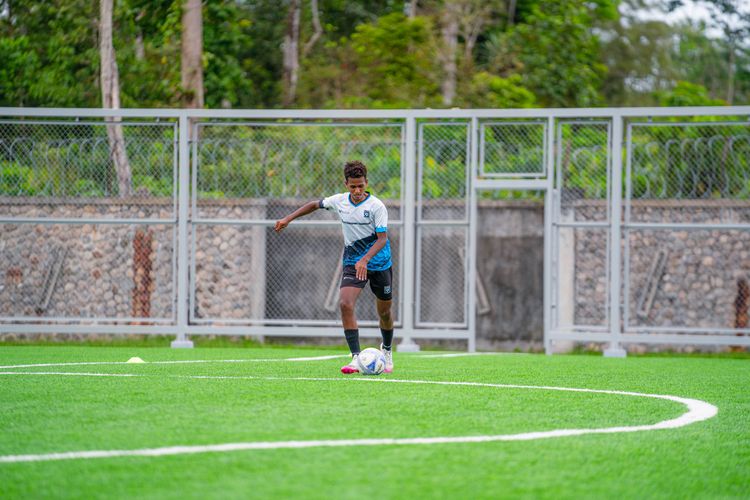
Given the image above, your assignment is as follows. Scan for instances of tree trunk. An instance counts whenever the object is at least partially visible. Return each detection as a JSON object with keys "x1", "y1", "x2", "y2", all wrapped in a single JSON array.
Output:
[
  {"x1": 135, "y1": 31, "x2": 145, "y2": 60},
  {"x1": 99, "y1": 0, "x2": 132, "y2": 198},
  {"x1": 507, "y1": 0, "x2": 516, "y2": 27},
  {"x1": 727, "y1": 40, "x2": 735, "y2": 105},
  {"x1": 181, "y1": 0, "x2": 204, "y2": 108},
  {"x1": 405, "y1": 0, "x2": 418, "y2": 18},
  {"x1": 283, "y1": 0, "x2": 301, "y2": 107},
  {"x1": 302, "y1": 0, "x2": 323, "y2": 57},
  {"x1": 440, "y1": 4, "x2": 459, "y2": 106}
]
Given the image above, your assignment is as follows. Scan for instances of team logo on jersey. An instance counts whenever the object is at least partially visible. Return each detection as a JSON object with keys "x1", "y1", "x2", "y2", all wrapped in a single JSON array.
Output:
[{"x1": 363, "y1": 210, "x2": 370, "y2": 218}]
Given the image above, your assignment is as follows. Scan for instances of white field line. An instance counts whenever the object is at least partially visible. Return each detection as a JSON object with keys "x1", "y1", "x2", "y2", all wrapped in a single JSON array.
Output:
[
  {"x1": 0, "y1": 371, "x2": 137, "y2": 377},
  {"x1": 0, "y1": 371, "x2": 718, "y2": 464},
  {"x1": 416, "y1": 352, "x2": 526, "y2": 358},
  {"x1": 0, "y1": 354, "x2": 348, "y2": 370},
  {"x1": 0, "y1": 353, "x2": 513, "y2": 370}
]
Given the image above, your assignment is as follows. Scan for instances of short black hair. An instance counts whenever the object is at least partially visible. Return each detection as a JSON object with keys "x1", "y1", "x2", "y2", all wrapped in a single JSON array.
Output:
[{"x1": 344, "y1": 160, "x2": 367, "y2": 181}]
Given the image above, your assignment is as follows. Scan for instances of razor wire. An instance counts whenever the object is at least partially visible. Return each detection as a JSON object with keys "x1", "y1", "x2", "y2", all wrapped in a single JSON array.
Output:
[{"x1": 0, "y1": 123, "x2": 176, "y2": 202}]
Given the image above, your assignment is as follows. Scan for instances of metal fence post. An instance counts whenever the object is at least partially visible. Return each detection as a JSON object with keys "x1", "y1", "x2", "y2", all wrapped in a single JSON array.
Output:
[
  {"x1": 544, "y1": 115, "x2": 555, "y2": 355},
  {"x1": 171, "y1": 113, "x2": 194, "y2": 348},
  {"x1": 397, "y1": 116, "x2": 420, "y2": 352},
  {"x1": 467, "y1": 117, "x2": 479, "y2": 353},
  {"x1": 604, "y1": 113, "x2": 626, "y2": 357}
]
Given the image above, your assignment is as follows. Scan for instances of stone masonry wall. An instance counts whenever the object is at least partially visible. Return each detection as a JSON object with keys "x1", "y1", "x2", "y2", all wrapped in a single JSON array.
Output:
[{"x1": 2, "y1": 197, "x2": 749, "y2": 344}]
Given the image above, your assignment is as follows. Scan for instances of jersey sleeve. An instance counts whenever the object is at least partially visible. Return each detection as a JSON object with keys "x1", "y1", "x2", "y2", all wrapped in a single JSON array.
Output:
[
  {"x1": 373, "y1": 200, "x2": 388, "y2": 233},
  {"x1": 319, "y1": 193, "x2": 340, "y2": 211}
]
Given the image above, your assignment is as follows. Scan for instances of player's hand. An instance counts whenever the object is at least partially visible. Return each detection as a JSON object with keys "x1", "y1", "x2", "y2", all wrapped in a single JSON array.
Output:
[
  {"x1": 355, "y1": 258, "x2": 369, "y2": 281},
  {"x1": 274, "y1": 218, "x2": 289, "y2": 232}
]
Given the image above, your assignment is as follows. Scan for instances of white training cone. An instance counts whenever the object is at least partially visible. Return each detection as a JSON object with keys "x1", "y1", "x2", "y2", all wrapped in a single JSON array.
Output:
[{"x1": 126, "y1": 357, "x2": 145, "y2": 364}]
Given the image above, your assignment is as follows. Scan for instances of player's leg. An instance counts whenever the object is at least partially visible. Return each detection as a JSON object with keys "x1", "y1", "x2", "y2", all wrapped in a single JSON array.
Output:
[
  {"x1": 340, "y1": 265, "x2": 366, "y2": 374},
  {"x1": 375, "y1": 297, "x2": 394, "y2": 373},
  {"x1": 369, "y1": 267, "x2": 394, "y2": 373}
]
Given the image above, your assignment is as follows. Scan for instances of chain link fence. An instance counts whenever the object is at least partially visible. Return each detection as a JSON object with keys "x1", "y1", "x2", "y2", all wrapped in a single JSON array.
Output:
[
  {"x1": 625, "y1": 121, "x2": 750, "y2": 336},
  {"x1": 555, "y1": 121, "x2": 611, "y2": 331},
  {"x1": 480, "y1": 121, "x2": 547, "y2": 177},
  {"x1": 0, "y1": 119, "x2": 177, "y2": 323},
  {"x1": 417, "y1": 122, "x2": 469, "y2": 327},
  {"x1": 2, "y1": 109, "x2": 748, "y2": 350},
  {"x1": 191, "y1": 121, "x2": 403, "y2": 325}
]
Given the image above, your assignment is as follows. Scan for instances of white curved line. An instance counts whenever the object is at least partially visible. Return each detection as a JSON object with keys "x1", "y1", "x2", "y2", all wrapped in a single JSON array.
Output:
[{"x1": 0, "y1": 372, "x2": 718, "y2": 464}]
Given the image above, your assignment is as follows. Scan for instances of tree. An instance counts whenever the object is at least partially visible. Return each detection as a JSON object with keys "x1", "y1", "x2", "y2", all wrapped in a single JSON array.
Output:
[
  {"x1": 656, "y1": 80, "x2": 727, "y2": 106},
  {"x1": 181, "y1": 0, "x2": 204, "y2": 108},
  {"x1": 667, "y1": 0, "x2": 750, "y2": 104},
  {"x1": 348, "y1": 12, "x2": 441, "y2": 107},
  {"x1": 0, "y1": 0, "x2": 101, "y2": 107},
  {"x1": 508, "y1": 0, "x2": 616, "y2": 107},
  {"x1": 599, "y1": 3, "x2": 677, "y2": 106},
  {"x1": 439, "y1": 2, "x2": 459, "y2": 105},
  {"x1": 282, "y1": 0, "x2": 301, "y2": 106},
  {"x1": 302, "y1": 0, "x2": 323, "y2": 57},
  {"x1": 99, "y1": 0, "x2": 132, "y2": 197},
  {"x1": 457, "y1": 72, "x2": 536, "y2": 108}
]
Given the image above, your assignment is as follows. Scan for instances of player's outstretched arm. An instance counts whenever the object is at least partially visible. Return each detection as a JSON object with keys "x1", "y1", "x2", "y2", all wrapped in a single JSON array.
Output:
[{"x1": 274, "y1": 200, "x2": 320, "y2": 232}]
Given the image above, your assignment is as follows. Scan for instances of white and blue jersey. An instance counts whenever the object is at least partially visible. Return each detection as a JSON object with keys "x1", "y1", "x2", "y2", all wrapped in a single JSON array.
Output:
[{"x1": 319, "y1": 192, "x2": 392, "y2": 271}]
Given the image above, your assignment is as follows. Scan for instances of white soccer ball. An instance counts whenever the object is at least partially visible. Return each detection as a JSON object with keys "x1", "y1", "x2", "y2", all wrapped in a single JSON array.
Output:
[{"x1": 356, "y1": 347, "x2": 386, "y2": 375}]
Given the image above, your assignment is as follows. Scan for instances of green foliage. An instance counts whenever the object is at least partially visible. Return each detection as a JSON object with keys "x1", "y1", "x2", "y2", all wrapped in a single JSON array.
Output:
[
  {"x1": 1, "y1": 0, "x2": 748, "y2": 109},
  {"x1": 297, "y1": 12, "x2": 444, "y2": 109},
  {"x1": 0, "y1": 36, "x2": 41, "y2": 106},
  {"x1": 0, "y1": 162, "x2": 37, "y2": 195},
  {"x1": 559, "y1": 124, "x2": 610, "y2": 199},
  {"x1": 509, "y1": 0, "x2": 610, "y2": 107},
  {"x1": 420, "y1": 124, "x2": 469, "y2": 200},
  {"x1": 194, "y1": 124, "x2": 402, "y2": 199},
  {"x1": 599, "y1": 11, "x2": 677, "y2": 106},
  {"x1": 346, "y1": 13, "x2": 441, "y2": 108},
  {"x1": 656, "y1": 81, "x2": 728, "y2": 107},
  {"x1": 0, "y1": 0, "x2": 100, "y2": 107},
  {"x1": 458, "y1": 73, "x2": 536, "y2": 109}
]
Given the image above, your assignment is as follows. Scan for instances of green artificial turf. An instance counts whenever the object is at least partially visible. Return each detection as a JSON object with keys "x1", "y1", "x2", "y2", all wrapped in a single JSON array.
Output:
[{"x1": 0, "y1": 346, "x2": 748, "y2": 499}]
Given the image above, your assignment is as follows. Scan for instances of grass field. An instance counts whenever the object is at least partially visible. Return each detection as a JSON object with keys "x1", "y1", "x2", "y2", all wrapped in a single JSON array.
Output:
[{"x1": 1, "y1": 345, "x2": 748, "y2": 499}]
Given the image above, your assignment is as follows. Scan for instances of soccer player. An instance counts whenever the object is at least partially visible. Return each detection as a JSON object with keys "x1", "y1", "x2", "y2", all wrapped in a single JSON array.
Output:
[{"x1": 274, "y1": 160, "x2": 394, "y2": 374}]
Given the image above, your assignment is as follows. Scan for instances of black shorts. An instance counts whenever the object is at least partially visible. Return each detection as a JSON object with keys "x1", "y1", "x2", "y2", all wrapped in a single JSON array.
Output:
[{"x1": 340, "y1": 265, "x2": 393, "y2": 301}]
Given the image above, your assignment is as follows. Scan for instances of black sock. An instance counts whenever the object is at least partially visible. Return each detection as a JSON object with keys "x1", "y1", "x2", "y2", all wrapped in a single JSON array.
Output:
[
  {"x1": 344, "y1": 329, "x2": 360, "y2": 355},
  {"x1": 380, "y1": 328, "x2": 394, "y2": 350}
]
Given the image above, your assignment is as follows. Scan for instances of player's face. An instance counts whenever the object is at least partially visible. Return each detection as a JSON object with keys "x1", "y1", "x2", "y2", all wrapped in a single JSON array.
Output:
[{"x1": 345, "y1": 176, "x2": 368, "y2": 203}]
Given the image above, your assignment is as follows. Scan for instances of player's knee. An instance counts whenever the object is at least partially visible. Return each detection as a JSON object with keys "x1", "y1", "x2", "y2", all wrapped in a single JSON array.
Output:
[
  {"x1": 378, "y1": 307, "x2": 392, "y2": 322},
  {"x1": 339, "y1": 299, "x2": 355, "y2": 316}
]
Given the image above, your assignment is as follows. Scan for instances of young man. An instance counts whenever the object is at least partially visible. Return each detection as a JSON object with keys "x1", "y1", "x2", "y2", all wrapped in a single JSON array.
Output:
[{"x1": 273, "y1": 160, "x2": 394, "y2": 374}]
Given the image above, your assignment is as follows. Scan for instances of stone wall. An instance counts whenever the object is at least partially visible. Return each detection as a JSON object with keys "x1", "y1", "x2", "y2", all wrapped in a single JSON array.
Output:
[
  {"x1": 1, "y1": 198, "x2": 174, "y2": 320},
  {"x1": 561, "y1": 200, "x2": 750, "y2": 332},
  {"x1": 2, "y1": 197, "x2": 749, "y2": 346}
]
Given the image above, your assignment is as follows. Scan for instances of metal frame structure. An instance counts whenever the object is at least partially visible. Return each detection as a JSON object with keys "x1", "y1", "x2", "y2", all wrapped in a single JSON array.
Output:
[{"x1": 2, "y1": 106, "x2": 750, "y2": 355}]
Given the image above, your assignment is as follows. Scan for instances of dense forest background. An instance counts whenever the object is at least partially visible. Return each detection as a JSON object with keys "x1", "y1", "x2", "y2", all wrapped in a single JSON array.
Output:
[{"x1": 1, "y1": 0, "x2": 749, "y2": 110}]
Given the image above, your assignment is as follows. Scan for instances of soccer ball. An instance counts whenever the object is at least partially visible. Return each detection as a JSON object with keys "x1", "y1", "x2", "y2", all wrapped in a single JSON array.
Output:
[{"x1": 356, "y1": 347, "x2": 386, "y2": 375}]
